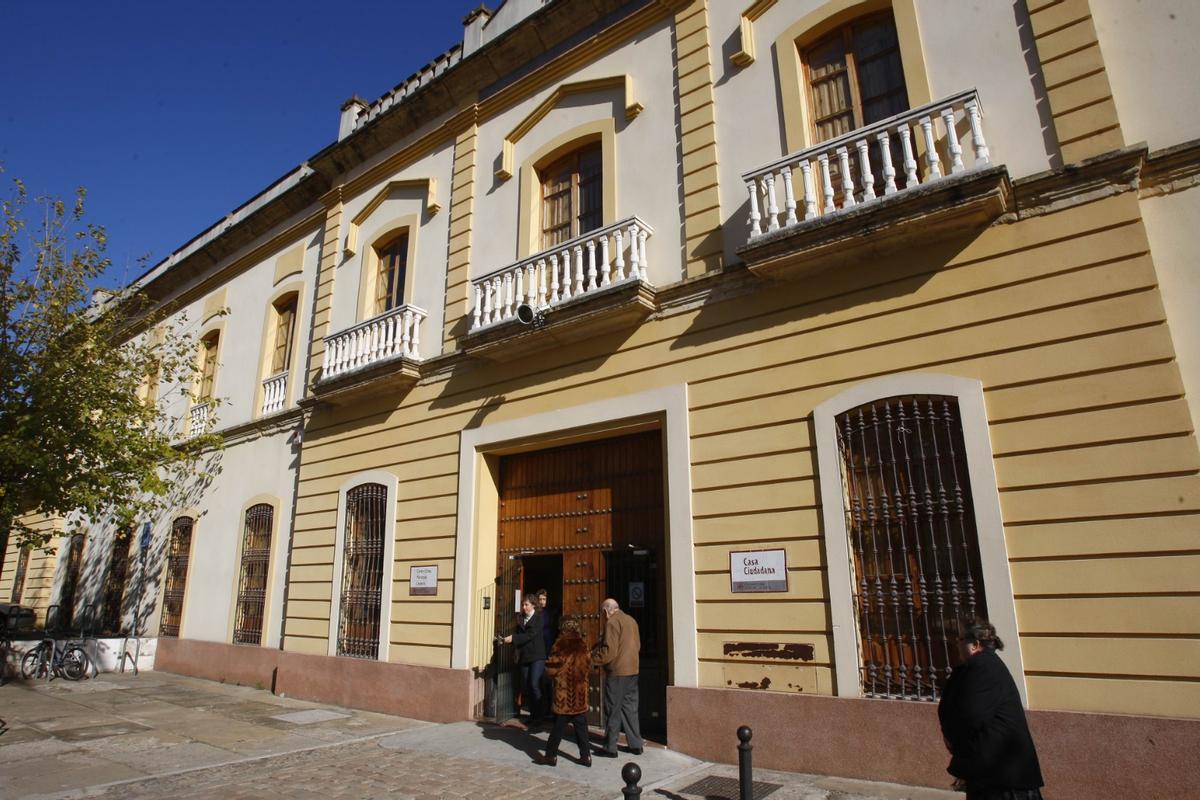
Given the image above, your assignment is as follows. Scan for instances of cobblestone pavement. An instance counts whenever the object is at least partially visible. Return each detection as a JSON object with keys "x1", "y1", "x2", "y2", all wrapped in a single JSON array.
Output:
[
  {"x1": 1, "y1": 670, "x2": 956, "y2": 800},
  {"x1": 78, "y1": 740, "x2": 612, "y2": 800}
]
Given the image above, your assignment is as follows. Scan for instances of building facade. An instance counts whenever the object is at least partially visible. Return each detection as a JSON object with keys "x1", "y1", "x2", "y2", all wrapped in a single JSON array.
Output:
[{"x1": 4, "y1": 1, "x2": 1199, "y2": 796}]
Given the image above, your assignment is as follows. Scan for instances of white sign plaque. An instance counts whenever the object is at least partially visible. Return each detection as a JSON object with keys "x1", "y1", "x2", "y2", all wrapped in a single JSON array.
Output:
[
  {"x1": 409, "y1": 565, "x2": 438, "y2": 596},
  {"x1": 729, "y1": 549, "x2": 788, "y2": 593}
]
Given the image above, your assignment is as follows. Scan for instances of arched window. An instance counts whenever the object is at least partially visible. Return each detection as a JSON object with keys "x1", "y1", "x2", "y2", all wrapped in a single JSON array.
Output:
[
  {"x1": 337, "y1": 484, "x2": 387, "y2": 658},
  {"x1": 101, "y1": 531, "x2": 132, "y2": 633},
  {"x1": 160, "y1": 517, "x2": 194, "y2": 637},
  {"x1": 375, "y1": 231, "x2": 410, "y2": 314},
  {"x1": 539, "y1": 141, "x2": 603, "y2": 249},
  {"x1": 233, "y1": 504, "x2": 273, "y2": 645},
  {"x1": 270, "y1": 294, "x2": 298, "y2": 376},
  {"x1": 834, "y1": 394, "x2": 986, "y2": 701}
]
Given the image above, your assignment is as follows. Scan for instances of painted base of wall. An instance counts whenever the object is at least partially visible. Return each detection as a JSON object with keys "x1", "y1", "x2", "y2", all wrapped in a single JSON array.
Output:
[
  {"x1": 156, "y1": 638, "x2": 473, "y2": 723},
  {"x1": 6, "y1": 636, "x2": 156, "y2": 674},
  {"x1": 667, "y1": 686, "x2": 1200, "y2": 800}
]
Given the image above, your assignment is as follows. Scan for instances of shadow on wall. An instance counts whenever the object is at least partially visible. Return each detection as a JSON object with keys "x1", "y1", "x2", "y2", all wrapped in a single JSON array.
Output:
[
  {"x1": 669, "y1": 225, "x2": 983, "y2": 354},
  {"x1": 51, "y1": 448, "x2": 223, "y2": 639}
]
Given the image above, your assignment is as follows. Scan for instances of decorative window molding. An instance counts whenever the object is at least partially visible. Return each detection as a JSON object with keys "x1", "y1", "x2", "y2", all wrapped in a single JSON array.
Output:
[
  {"x1": 343, "y1": 179, "x2": 439, "y2": 258},
  {"x1": 496, "y1": 74, "x2": 641, "y2": 181},
  {"x1": 730, "y1": 0, "x2": 777, "y2": 67},
  {"x1": 327, "y1": 471, "x2": 398, "y2": 662},
  {"x1": 813, "y1": 373, "x2": 1026, "y2": 704},
  {"x1": 255, "y1": 283, "x2": 305, "y2": 417},
  {"x1": 355, "y1": 218, "x2": 419, "y2": 321},
  {"x1": 517, "y1": 118, "x2": 618, "y2": 259}
]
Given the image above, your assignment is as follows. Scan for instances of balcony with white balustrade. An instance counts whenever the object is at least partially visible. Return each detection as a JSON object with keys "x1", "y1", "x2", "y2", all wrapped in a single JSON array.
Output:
[
  {"x1": 464, "y1": 216, "x2": 658, "y2": 360},
  {"x1": 260, "y1": 371, "x2": 288, "y2": 416},
  {"x1": 737, "y1": 89, "x2": 1011, "y2": 277},
  {"x1": 314, "y1": 304, "x2": 427, "y2": 400},
  {"x1": 187, "y1": 400, "x2": 213, "y2": 438}
]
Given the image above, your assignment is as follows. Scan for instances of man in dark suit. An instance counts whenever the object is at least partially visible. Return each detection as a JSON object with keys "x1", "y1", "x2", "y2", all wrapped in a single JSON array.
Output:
[{"x1": 502, "y1": 593, "x2": 546, "y2": 722}]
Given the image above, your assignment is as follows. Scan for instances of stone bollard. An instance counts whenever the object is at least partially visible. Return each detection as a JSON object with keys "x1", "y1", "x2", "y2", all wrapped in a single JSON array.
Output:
[
  {"x1": 737, "y1": 725, "x2": 753, "y2": 800},
  {"x1": 622, "y1": 762, "x2": 642, "y2": 799}
]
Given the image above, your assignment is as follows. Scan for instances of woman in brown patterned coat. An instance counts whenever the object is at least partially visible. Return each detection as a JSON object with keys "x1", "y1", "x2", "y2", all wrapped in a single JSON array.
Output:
[{"x1": 536, "y1": 617, "x2": 592, "y2": 767}]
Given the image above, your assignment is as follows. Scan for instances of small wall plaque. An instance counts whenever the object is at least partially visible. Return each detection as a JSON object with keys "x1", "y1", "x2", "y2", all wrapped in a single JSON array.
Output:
[
  {"x1": 729, "y1": 548, "x2": 788, "y2": 593},
  {"x1": 410, "y1": 565, "x2": 438, "y2": 596}
]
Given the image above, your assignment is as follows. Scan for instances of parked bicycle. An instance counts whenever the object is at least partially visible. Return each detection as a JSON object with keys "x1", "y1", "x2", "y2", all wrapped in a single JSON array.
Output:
[{"x1": 20, "y1": 636, "x2": 91, "y2": 681}]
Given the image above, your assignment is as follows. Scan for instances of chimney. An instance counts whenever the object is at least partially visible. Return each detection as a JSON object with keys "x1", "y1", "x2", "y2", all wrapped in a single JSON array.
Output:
[
  {"x1": 462, "y1": 5, "x2": 492, "y2": 57},
  {"x1": 338, "y1": 96, "x2": 368, "y2": 141}
]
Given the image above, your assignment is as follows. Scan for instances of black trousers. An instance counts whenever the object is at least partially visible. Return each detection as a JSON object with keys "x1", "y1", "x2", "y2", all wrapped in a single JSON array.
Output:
[{"x1": 545, "y1": 712, "x2": 589, "y2": 759}]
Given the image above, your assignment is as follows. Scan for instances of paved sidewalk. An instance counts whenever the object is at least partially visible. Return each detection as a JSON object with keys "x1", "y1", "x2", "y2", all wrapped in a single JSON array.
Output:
[{"x1": 0, "y1": 670, "x2": 957, "y2": 800}]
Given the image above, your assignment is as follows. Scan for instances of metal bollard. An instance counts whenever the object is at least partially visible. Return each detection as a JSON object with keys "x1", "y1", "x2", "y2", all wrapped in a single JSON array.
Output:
[
  {"x1": 737, "y1": 725, "x2": 753, "y2": 800},
  {"x1": 622, "y1": 762, "x2": 642, "y2": 799}
]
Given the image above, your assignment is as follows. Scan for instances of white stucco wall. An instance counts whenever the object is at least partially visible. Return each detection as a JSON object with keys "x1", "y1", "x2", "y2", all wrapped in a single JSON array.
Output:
[
  {"x1": 709, "y1": 0, "x2": 1054, "y2": 264},
  {"x1": 166, "y1": 427, "x2": 300, "y2": 647},
  {"x1": 1092, "y1": 0, "x2": 1200, "y2": 152},
  {"x1": 1141, "y1": 187, "x2": 1200, "y2": 431},
  {"x1": 471, "y1": 17, "x2": 684, "y2": 286},
  {"x1": 329, "y1": 145, "x2": 455, "y2": 357}
]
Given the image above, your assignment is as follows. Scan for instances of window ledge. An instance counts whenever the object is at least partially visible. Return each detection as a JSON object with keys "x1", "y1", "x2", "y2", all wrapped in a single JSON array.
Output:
[
  {"x1": 463, "y1": 278, "x2": 657, "y2": 362},
  {"x1": 736, "y1": 164, "x2": 1012, "y2": 280}
]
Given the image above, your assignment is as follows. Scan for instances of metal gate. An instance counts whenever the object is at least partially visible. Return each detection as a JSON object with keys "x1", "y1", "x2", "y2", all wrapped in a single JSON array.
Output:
[{"x1": 490, "y1": 554, "x2": 524, "y2": 721}]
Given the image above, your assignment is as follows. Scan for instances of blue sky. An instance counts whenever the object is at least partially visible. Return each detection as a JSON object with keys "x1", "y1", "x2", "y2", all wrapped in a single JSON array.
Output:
[{"x1": 2, "y1": 1, "x2": 477, "y2": 288}]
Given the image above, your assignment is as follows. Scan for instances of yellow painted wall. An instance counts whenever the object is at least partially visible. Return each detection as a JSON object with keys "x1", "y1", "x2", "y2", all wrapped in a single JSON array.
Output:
[
  {"x1": 0, "y1": 515, "x2": 63, "y2": 626},
  {"x1": 287, "y1": 189, "x2": 1200, "y2": 718}
]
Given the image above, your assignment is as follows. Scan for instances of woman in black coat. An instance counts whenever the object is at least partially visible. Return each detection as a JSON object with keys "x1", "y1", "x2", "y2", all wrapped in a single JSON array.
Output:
[{"x1": 938, "y1": 620, "x2": 1044, "y2": 800}]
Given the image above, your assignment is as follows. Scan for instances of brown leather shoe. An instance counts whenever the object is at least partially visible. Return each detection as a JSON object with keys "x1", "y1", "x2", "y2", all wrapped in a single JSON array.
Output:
[{"x1": 534, "y1": 753, "x2": 557, "y2": 767}]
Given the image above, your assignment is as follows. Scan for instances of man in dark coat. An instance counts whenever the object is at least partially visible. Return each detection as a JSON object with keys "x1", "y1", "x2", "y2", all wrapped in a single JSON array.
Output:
[
  {"x1": 502, "y1": 594, "x2": 546, "y2": 722},
  {"x1": 938, "y1": 620, "x2": 1044, "y2": 800}
]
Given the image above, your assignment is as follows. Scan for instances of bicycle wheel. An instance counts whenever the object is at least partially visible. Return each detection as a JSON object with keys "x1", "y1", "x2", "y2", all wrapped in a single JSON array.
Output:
[
  {"x1": 60, "y1": 646, "x2": 90, "y2": 681},
  {"x1": 20, "y1": 649, "x2": 47, "y2": 680}
]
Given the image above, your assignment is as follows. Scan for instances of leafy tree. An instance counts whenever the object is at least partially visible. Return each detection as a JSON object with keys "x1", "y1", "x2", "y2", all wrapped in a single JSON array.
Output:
[{"x1": 0, "y1": 171, "x2": 219, "y2": 563}]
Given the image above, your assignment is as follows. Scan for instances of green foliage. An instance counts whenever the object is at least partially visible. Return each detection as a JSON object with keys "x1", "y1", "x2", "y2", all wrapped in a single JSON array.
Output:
[{"x1": 0, "y1": 170, "x2": 221, "y2": 553}]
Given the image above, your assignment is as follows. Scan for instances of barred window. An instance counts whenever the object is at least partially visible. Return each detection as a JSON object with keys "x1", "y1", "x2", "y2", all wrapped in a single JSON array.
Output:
[
  {"x1": 233, "y1": 504, "x2": 273, "y2": 645},
  {"x1": 56, "y1": 533, "x2": 87, "y2": 630},
  {"x1": 337, "y1": 483, "x2": 387, "y2": 659},
  {"x1": 101, "y1": 532, "x2": 132, "y2": 633},
  {"x1": 10, "y1": 547, "x2": 30, "y2": 603},
  {"x1": 160, "y1": 517, "x2": 194, "y2": 638},
  {"x1": 835, "y1": 395, "x2": 986, "y2": 701}
]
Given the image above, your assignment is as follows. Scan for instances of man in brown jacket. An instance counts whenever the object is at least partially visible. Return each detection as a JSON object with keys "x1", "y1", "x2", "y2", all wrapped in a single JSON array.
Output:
[{"x1": 592, "y1": 597, "x2": 643, "y2": 756}]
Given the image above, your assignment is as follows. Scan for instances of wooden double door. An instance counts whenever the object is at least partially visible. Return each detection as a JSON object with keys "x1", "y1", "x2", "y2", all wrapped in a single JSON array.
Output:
[{"x1": 493, "y1": 430, "x2": 667, "y2": 736}]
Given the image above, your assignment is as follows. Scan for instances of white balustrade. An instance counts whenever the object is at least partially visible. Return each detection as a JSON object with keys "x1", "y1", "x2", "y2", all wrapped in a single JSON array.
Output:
[
  {"x1": 322, "y1": 304, "x2": 427, "y2": 380},
  {"x1": 470, "y1": 216, "x2": 653, "y2": 331},
  {"x1": 742, "y1": 89, "x2": 990, "y2": 242},
  {"x1": 188, "y1": 402, "x2": 211, "y2": 434},
  {"x1": 261, "y1": 371, "x2": 288, "y2": 415}
]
